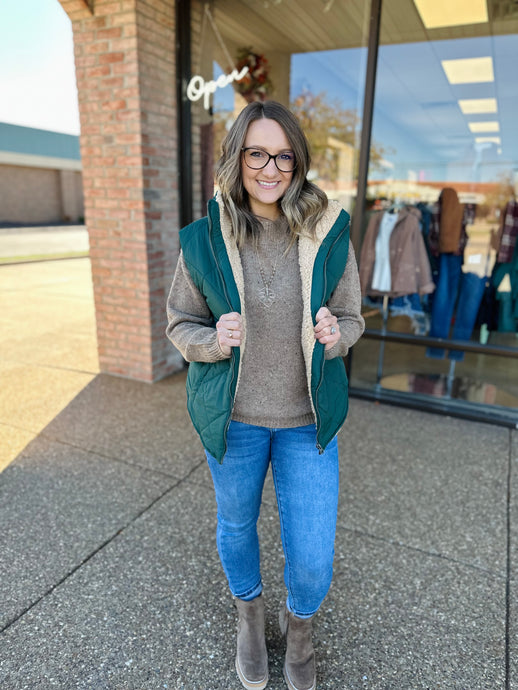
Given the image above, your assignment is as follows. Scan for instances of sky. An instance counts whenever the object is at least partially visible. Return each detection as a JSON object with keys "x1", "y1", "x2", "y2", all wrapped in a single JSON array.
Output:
[{"x1": 0, "y1": 0, "x2": 80, "y2": 135}]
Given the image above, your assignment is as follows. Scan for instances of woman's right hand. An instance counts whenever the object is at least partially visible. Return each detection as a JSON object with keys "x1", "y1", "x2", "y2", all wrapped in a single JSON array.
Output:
[{"x1": 216, "y1": 312, "x2": 243, "y2": 356}]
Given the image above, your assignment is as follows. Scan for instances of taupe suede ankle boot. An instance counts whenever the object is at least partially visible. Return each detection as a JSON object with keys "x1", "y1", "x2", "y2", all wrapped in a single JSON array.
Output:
[
  {"x1": 279, "y1": 604, "x2": 316, "y2": 690},
  {"x1": 234, "y1": 595, "x2": 269, "y2": 689}
]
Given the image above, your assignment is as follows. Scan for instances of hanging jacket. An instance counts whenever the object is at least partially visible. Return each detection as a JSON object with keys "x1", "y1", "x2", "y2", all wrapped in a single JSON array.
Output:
[
  {"x1": 176, "y1": 194, "x2": 356, "y2": 462},
  {"x1": 359, "y1": 206, "x2": 435, "y2": 297},
  {"x1": 428, "y1": 188, "x2": 471, "y2": 257},
  {"x1": 494, "y1": 199, "x2": 518, "y2": 263}
]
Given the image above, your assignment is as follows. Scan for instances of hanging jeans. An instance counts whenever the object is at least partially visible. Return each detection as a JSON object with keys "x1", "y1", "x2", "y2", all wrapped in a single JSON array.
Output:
[
  {"x1": 448, "y1": 271, "x2": 486, "y2": 360},
  {"x1": 390, "y1": 293, "x2": 430, "y2": 335},
  {"x1": 427, "y1": 254, "x2": 463, "y2": 358},
  {"x1": 427, "y1": 255, "x2": 485, "y2": 360},
  {"x1": 205, "y1": 421, "x2": 339, "y2": 619}
]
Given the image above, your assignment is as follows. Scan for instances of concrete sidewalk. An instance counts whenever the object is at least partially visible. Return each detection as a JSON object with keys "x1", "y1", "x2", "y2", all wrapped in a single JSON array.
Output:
[
  {"x1": 0, "y1": 258, "x2": 516, "y2": 689},
  {"x1": 0, "y1": 225, "x2": 88, "y2": 263}
]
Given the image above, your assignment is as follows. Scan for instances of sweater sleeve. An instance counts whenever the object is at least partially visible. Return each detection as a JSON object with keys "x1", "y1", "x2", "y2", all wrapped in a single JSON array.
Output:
[
  {"x1": 166, "y1": 251, "x2": 230, "y2": 363},
  {"x1": 324, "y1": 241, "x2": 365, "y2": 360}
]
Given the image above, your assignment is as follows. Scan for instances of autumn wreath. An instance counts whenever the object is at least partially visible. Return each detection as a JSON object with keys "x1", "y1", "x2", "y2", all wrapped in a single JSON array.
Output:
[{"x1": 235, "y1": 47, "x2": 273, "y2": 102}]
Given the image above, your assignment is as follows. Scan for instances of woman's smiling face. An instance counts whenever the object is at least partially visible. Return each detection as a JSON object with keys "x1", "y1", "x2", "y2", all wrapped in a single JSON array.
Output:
[{"x1": 241, "y1": 118, "x2": 294, "y2": 220}]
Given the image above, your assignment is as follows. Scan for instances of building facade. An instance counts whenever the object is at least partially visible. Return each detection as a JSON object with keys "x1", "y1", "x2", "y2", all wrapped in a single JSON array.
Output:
[
  {"x1": 0, "y1": 123, "x2": 84, "y2": 225},
  {"x1": 58, "y1": 0, "x2": 518, "y2": 425}
]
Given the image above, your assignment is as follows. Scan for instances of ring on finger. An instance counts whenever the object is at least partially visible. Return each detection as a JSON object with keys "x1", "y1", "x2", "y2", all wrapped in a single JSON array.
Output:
[
  {"x1": 228, "y1": 329, "x2": 233, "y2": 338},
  {"x1": 330, "y1": 326, "x2": 337, "y2": 335}
]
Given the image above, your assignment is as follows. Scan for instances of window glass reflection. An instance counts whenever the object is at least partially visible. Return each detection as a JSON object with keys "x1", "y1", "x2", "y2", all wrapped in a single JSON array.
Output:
[{"x1": 355, "y1": 0, "x2": 518, "y2": 411}]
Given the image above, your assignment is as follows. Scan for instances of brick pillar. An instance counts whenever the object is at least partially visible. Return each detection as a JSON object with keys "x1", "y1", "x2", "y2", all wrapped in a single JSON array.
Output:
[{"x1": 59, "y1": 0, "x2": 184, "y2": 381}]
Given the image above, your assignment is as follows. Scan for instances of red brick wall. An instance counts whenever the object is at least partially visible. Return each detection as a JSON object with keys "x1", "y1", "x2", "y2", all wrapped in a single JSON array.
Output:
[
  {"x1": 59, "y1": 0, "x2": 183, "y2": 381},
  {"x1": 190, "y1": 0, "x2": 204, "y2": 220}
]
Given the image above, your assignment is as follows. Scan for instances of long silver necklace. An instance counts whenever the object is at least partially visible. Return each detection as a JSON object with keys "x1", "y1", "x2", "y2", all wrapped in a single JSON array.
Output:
[
  {"x1": 255, "y1": 234, "x2": 289, "y2": 308},
  {"x1": 256, "y1": 255, "x2": 280, "y2": 308}
]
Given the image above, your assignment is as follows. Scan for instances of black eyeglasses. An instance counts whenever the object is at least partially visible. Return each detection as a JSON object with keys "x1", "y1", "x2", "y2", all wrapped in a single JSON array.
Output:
[{"x1": 242, "y1": 147, "x2": 296, "y2": 173}]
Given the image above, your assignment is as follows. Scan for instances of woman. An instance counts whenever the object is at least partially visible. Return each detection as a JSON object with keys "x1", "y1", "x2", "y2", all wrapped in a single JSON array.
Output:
[{"x1": 166, "y1": 100, "x2": 364, "y2": 690}]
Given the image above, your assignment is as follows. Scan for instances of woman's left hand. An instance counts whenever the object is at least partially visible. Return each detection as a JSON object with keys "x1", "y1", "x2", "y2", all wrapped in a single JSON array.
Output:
[{"x1": 314, "y1": 307, "x2": 340, "y2": 351}]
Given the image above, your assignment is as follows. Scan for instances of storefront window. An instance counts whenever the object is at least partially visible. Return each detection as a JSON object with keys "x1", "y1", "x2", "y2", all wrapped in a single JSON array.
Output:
[
  {"x1": 188, "y1": 0, "x2": 371, "y2": 215},
  {"x1": 351, "y1": 0, "x2": 518, "y2": 421},
  {"x1": 186, "y1": 0, "x2": 517, "y2": 423}
]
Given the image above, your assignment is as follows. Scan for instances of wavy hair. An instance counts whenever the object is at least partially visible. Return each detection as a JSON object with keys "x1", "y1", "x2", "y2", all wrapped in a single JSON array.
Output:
[{"x1": 215, "y1": 100, "x2": 328, "y2": 247}]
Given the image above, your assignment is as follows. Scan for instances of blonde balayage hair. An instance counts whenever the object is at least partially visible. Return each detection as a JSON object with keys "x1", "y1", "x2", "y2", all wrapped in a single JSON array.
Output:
[{"x1": 215, "y1": 100, "x2": 328, "y2": 247}]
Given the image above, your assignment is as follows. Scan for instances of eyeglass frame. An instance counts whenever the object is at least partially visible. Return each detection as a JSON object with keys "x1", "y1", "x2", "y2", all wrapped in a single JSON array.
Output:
[{"x1": 241, "y1": 147, "x2": 297, "y2": 172}]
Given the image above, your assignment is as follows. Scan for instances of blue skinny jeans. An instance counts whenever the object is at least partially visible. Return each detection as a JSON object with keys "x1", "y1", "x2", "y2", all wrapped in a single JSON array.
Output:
[{"x1": 205, "y1": 421, "x2": 339, "y2": 619}]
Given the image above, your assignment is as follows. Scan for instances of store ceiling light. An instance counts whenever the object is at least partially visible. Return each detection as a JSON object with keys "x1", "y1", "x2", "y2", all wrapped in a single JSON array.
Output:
[
  {"x1": 475, "y1": 136, "x2": 501, "y2": 144},
  {"x1": 458, "y1": 98, "x2": 498, "y2": 114},
  {"x1": 414, "y1": 0, "x2": 488, "y2": 29},
  {"x1": 468, "y1": 121, "x2": 500, "y2": 133},
  {"x1": 441, "y1": 57, "x2": 494, "y2": 84}
]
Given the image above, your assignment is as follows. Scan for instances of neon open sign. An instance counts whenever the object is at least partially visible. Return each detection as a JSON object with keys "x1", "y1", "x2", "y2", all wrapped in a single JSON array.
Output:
[{"x1": 186, "y1": 66, "x2": 250, "y2": 110}]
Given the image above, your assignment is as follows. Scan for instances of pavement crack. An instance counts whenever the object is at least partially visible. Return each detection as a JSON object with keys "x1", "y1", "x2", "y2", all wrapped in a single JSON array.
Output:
[
  {"x1": 36, "y1": 431, "x2": 194, "y2": 482},
  {"x1": 0, "y1": 457, "x2": 206, "y2": 636},
  {"x1": 338, "y1": 523, "x2": 508, "y2": 581}
]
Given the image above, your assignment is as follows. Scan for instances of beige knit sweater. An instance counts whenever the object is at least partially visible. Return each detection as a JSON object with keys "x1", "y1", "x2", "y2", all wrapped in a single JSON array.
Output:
[{"x1": 166, "y1": 212, "x2": 364, "y2": 429}]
